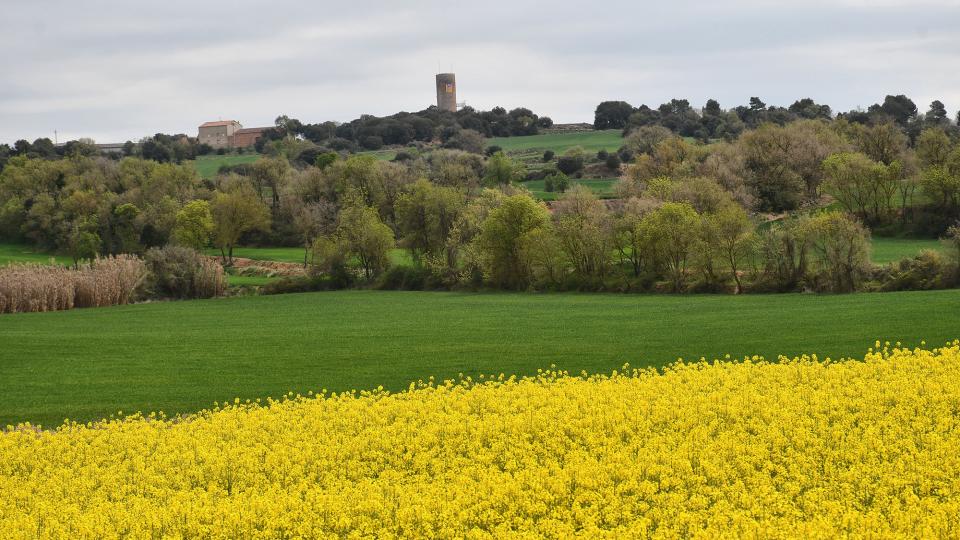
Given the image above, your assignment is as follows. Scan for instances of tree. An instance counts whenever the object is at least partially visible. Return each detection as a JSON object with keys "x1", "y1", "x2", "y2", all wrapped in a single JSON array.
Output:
[
  {"x1": 395, "y1": 179, "x2": 466, "y2": 264},
  {"x1": 483, "y1": 152, "x2": 525, "y2": 186},
  {"x1": 707, "y1": 204, "x2": 754, "y2": 293},
  {"x1": 336, "y1": 199, "x2": 395, "y2": 280},
  {"x1": 552, "y1": 186, "x2": 614, "y2": 282},
  {"x1": 111, "y1": 202, "x2": 143, "y2": 254},
  {"x1": 869, "y1": 94, "x2": 918, "y2": 127},
  {"x1": 854, "y1": 121, "x2": 908, "y2": 166},
  {"x1": 638, "y1": 202, "x2": 701, "y2": 291},
  {"x1": 314, "y1": 152, "x2": 338, "y2": 170},
  {"x1": 173, "y1": 200, "x2": 214, "y2": 251},
  {"x1": 803, "y1": 212, "x2": 871, "y2": 293},
  {"x1": 593, "y1": 101, "x2": 635, "y2": 130},
  {"x1": 822, "y1": 152, "x2": 901, "y2": 225},
  {"x1": 916, "y1": 128, "x2": 954, "y2": 169},
  {"x1": 478, "y1": 194, "x2": 550, "y2": 288},
  {"x1": 252, "y1": 157, "x2": 291, "y2": 212},
  {"x1": 611, "y1": 198, "x2": 657, "y2": 278},
  {"x1": 556, "y1": 147, "x2": 585, "y2": 176},
  {"x1": 925, "y1": 100, "x2": 949, "y2": 128},
  {"x1": 625, "y1": 125, "x2": 673, "y2": 155},
  {"x1": 788, "y1": 98, "x2": 832, "y2": 120},
  {"x1": 211, "y1": 185, "x2": 271, "y2": 264},
  {"x1": 67, "y1": 222, "x2": 100, "y2": 266},
  {"x1": 445, "y1": 129, "x2": 486, "y2": 154}
]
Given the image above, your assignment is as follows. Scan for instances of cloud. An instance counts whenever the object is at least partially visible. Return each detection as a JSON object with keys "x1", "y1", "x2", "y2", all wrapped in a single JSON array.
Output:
[{"x1": 0, "y1": 0, "x2": 958, "y2": 143}]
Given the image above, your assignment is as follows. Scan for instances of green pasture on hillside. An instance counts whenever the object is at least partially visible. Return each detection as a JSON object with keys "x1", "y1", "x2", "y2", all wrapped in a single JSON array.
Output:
[
  {"x1": 870, "y1": 237, "x2": 946, "y2": 265},
  {"x1": 2, "y1": 289, "x2": 959, "y2": 427},
  {"x1": 490, "y1": 130, "x2": 625, "y2": 154},
  {"x1": 523, "y1": 178, "x2": 618, "y2": 201},
  {"x1": 191, "y1": 154, "x2": 261, "y2": 179}
]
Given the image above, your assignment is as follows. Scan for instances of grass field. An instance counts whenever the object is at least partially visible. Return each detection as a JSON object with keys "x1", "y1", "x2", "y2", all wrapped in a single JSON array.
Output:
[
  {"x1": 191, "y1": 153, "x2": 261, "y2": 179},
  {"x1": 523, "y1": 178, "x2": 618, "y2": 201},
  {"x1": 870, "y1": 237, "x2": 945, "y2": 264},
  {"x1": 2, "y1": 289, "x2": 958, "y2": 427},
  {"x1": 490, "y1": 130, "x2": 625, "y2": 154},
  {"x1": 0, "y1": 243, "x2": 69, "y2": 266}
]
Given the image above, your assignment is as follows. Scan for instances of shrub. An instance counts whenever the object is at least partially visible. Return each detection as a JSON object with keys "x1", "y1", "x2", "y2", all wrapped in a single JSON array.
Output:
[
  {"x1": 605, "y1": 154, "x2": 622, "y2": 170},
  {"x1": 484, "y1": 145, "x2": 502, "y2": 157},
  {"x1": 596, "y1": 149, "x2": 609, "y2": 160},
  {"x1": 143, "y1": 246, "x2": 225, "y2": 299},
  {"x1": 542, "y1": 150, "x2": 555, "y2": 162},
  {"x1": 556, "y1": 155, "x2": 584, "y2": 176}
]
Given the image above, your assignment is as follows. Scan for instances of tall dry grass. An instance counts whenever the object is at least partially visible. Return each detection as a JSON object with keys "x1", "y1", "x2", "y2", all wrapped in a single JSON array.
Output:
[{"x1": 0, "y1": 255, "x2": 147, "y2": 314}]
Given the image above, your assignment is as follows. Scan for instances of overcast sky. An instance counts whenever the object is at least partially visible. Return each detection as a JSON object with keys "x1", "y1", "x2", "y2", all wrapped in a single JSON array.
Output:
[{"x1": 1, "y1": 0, "x2": 958, "y2": 144}]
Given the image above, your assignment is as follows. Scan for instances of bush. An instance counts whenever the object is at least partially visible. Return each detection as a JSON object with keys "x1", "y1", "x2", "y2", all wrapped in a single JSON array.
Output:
[
  {"x1": 485, "y1": 145, "x2": 502, "y2": 157},
  {"x1": 605, "y1": 154, "x2": 622, "y2": 170},
  {"x1": 143, "y1": 246, "x2": 225, "y2": 299},
  {"x1": 871, "y1": 250, "x2": 953, "y2": 292},
  {"x1": 542, "y1": 150, "x2": 555, "y2": 162},
  {"x1": 0, "y1": 255, "x2": 147, "y2": 314},
  {"x1": 556, "y1": 155, "x2": 584, "y2": 176},
  {"x1": 596, "y1": 149, "x2": 609, "y2": 160},
  {"x1": 376, "y1": 265, "x2": 435, "y2": 290},
  {"x1": 261, "y1": 274, "x2": 345, "y2": 295}
]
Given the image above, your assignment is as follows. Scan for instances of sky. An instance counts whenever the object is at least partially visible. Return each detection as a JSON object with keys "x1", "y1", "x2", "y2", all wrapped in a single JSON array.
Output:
[{"x1": 1, "y1": 0, "x2": 958, "y2": 144}]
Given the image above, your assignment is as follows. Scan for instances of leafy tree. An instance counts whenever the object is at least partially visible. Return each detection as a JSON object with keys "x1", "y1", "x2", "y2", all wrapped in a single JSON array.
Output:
[
  {"x1": 542, "y1": 150, "x2": 555, "y2": 162},
  {"x1": 111, "y1": 203, "x2": 143, "y2": 254},
  {"x1": 395, "y1": 179, "x2": 466, "y2": 264},
  {"x1": 315, "y1": 152, "x2": 338, "y2": 170},
  {"x1": 172, "y1": 200, "x2": 214, "y2": 251},
  {"x1": 823, "y1": 152, "x2": 901, "y2": 225},
  {"x1": 67, "y1": 219, "x2": 101, "y2": 266},
  {"x1": 707, "y1": 204, "x2": 755, "y2": 293},
  {"x1": 638, "y1": 202, "x2": 701, "y2": 291},
  {"x1": 478, "y1": 194, "x2": 550, "y2": 288},
  {"x1": 211, "y1": 185, "x2": 271, "y2": 264},
  {"x1": 336, "y1": 199, "x2": 394, "y2": 280},
  {"x1": 252, "y1": 157, "x2": 291, "y2": 212},
  {"x1": 556, "y1": 147, "x2": 585, "y2": 176},
  {"x1": 925, "y1": 100, "x2": 950, "y2": 127},
  {"x1": 483, "y1": 152, "x2": 525, "y2": 186},
  {"x1": 868, "y1": 94, "x2": 918, "y2": 127},
  {"x1": 552, "y1": 186, "x2": 614, "y2": 282},
  {"x1": 916, "y1": 128, "x2": 953, "y2": 169},
  {"x1": 803, "y1": 212, "x2": 871, "y2": 293},
  {"x1": 788, "y1": 98, "x2": 832, "y2": 120},
  {"x1": 593, "y1": 101, "x2": 635, "y2": 130}
]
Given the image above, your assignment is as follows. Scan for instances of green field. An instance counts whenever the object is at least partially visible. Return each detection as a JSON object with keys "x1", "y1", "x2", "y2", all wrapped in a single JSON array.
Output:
[
  {"x1": 0, "y1": 243, "x2": 69, "y2": 266},
  {"x1": 523, "y1": 178, "x2": 618, "y2": 201},
  {"x1": 870, "y1": 237, "x2": 945, "y2": 264},
  {"x1": 490, "y1": 130, "x2": 625, "y2": 154},
  {"x1": 191, "y1": 154, "x2": 261, "y2": 179},
  {"x1": 2, "y1": 289, "x2": 958, "y2": 427}
]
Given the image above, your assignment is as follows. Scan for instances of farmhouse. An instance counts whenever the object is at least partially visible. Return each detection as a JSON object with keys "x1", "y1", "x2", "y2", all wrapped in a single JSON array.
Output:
[{"x1": 197, "y1": 120, "x2": 268, "y2": 149}]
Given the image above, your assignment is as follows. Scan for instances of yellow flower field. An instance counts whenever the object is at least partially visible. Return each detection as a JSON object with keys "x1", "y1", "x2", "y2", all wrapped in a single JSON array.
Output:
[{"x1": 2, "y1": 343, "x2": 960, "y2": 539}]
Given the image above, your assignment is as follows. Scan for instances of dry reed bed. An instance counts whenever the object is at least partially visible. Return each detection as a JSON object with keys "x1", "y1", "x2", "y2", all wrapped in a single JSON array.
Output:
[{"x1": 0, "y1": 255, "x2": 147, "y2": 314}]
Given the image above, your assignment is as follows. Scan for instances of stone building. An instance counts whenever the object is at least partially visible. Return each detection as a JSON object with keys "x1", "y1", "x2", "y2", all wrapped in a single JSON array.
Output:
[
  {"x1": 198, "y1": 120, "x2": 241, "y2": 149},
  {"x1": 232, "y1": 127, "x2": 267, "y2": 148},
  {"x1": 197, "y1": 120, "x2": 268, "y2": 149}
]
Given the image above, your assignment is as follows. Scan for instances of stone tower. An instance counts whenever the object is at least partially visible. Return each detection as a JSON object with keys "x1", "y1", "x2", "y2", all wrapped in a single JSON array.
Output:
[{"x1": 435, "y1": 73, "x2": 457, "y2": 112}]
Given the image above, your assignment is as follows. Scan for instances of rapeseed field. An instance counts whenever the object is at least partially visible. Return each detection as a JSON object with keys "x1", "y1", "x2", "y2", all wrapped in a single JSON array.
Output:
[{"x1": 1, "y1": 342, "x2": 958, "y2": 538}]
